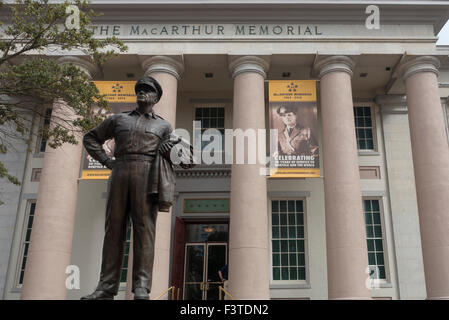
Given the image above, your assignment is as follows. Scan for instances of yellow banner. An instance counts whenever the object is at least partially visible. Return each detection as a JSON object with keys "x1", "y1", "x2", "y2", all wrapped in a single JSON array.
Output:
[
  {"x1": 94, "y1": 81, "x2": 137, "y2": 103},
  {"x1": 81, "y1": 169, "x2": 111, "y2": 180},
  {"x1": 82, "y1": 84, "x2": 135, "y2": 180},
  {"x1": 269, "y1": 168, "x2": 320, "y2": 178},
  {"x1": 268, "y1": 80, "x2": 320, "y2": 178},
  {"x1": 269, "y1": 80, "x2": 316, "y2": 102}
]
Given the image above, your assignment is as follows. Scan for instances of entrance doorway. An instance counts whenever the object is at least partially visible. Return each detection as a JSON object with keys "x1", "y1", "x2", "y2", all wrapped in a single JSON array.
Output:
[
  {"x1": 179, "y1": 222, "x2": 228, "y2": 300},
  {"x1": 184, "y1": 242, "x2": 227, "y2": 300}
]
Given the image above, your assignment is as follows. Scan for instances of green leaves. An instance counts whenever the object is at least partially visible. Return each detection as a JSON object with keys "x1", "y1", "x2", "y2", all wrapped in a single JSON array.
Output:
[
  {"x1": 0, "y1": 161, "x2": 21, "y2": 185},
  {"x1": 0, "y1": 0, "x2": 128, "y2": 197},
  {"x1": 0, "y1": 0, "x2": 128, "y2": 66}
]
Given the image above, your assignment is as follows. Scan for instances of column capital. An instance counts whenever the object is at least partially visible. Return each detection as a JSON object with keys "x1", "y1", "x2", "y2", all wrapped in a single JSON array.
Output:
[
  {"x1": 398, "y1": 56, "x2": 440, "y2": 81},
  {"x1": 314, "y1": 55, "x2": 356, "y2": 79},
  {"x1": 142, "y1": 56, "x2": 184, "y2": 80},
  {"x1": 57, "y1": 56, "x2": 98, "y2": 79},
  {"x1": 228, "y1": 55, "x2": 270, "y2": 79}
]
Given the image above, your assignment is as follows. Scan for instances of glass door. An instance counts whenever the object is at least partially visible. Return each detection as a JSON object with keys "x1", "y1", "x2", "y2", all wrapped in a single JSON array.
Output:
[
  {"x1": 183, "y1": 243, "x2": 227, "y2": 300},
  {"x1": 183, "y1": 244, "x2": 205, "y2": 300},
  {"x1": 205, "y1": 243, "x2": 227, "y2": 300}
]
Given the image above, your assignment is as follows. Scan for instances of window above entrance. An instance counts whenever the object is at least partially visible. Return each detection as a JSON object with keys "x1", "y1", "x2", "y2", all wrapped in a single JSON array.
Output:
[
  {"x1": 186, "y1": 224, "x2": 228, "y2": 242},
  {"x1": 194, "y1": 106, "x2": 226, "y2": 163},
  {"x1": 184, "y1": 199, "x2": 229, "y2": 213}
]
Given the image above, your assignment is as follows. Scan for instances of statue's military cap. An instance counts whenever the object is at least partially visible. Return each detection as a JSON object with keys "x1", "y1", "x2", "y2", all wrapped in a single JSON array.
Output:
[{"x1": 134, "y1": 75, "x2": 163, "y2": 103}]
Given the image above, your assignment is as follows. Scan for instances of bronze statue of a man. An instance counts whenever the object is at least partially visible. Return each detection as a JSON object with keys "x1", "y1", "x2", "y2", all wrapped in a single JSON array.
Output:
[{"x1": 81, "y1": 75, "x2": 187, "y2": 300}]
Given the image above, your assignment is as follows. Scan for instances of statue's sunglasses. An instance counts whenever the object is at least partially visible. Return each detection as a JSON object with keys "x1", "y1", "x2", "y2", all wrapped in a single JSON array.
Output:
[{"x1": 136, "y1": 84, "x2": 157, "y2": 94}]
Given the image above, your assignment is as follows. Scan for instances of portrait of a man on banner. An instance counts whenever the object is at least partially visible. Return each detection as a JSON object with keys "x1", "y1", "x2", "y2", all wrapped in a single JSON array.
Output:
[{"x1": 269, "y1": 80, "x2": 320, "y2": 178}]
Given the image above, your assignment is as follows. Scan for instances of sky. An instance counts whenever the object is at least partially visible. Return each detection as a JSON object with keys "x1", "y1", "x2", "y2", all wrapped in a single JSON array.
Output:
[{"x1": 438, "y1": 20, "x2": 449, "y2": 45}]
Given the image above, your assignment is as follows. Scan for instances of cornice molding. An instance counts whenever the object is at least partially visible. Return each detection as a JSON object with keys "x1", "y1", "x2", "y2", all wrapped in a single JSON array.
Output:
[
  {"x1": 83, "y1": 2, "x2": 449, "y2": 34},
  {"x1": 175, "y1": 165, "x2": 231, "y2": 178},
  {"x1": 375, "y1": 94, "x2": 408, "y2": 114},
  {"x1": 86, "y1": 1, "x2": 449, "y2": 3},
  {"x1": 374, "y1": 94, "x2": 407, "y2": 108}
]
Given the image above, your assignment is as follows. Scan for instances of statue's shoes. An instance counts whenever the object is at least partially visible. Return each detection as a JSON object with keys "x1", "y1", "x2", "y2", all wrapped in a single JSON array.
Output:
[
  {"x1": 80, "y1": 290, "x2": 114, "y2": 300},
  {"x1": 134, "y1": 287, "x2": 149, "y2": 300}
]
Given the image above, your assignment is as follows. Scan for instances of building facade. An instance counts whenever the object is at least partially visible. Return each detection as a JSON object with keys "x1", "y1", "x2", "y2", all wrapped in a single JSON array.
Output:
[{"x1": 1, "y1": 0, "x2": 449, "y2": 300}]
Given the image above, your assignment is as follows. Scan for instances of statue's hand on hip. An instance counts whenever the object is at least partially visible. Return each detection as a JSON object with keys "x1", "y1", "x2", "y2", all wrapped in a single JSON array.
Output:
[
  {"x1": 160, "y1": 136, "x2": 182, "y2": 155},
  {"x1": 104, "y1": 158, "x2": 116, "y2": 170}
]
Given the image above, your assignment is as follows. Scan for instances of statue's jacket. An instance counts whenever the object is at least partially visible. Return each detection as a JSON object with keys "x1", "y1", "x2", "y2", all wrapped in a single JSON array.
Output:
[
  {"x1": 83, "y1": 109, "x2": 177, "y2": 212},
  {"x1": 150, "y1": 149, "x2": 176, "y2": 212}
]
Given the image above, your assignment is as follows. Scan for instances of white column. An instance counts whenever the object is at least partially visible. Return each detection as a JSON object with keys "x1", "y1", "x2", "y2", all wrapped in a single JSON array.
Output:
[
  {"x1": 21, "y1": 57, "x2": 98, "y2": 299},
  {"x1": 315, "y1": 56, "x2": 371, "y2": 299},
  {"x1": 228, "y1": 55, "x2": 270, "y2": 299},
  {"x1": 138, "y1": 56, "x2": 184, "y2": 299},
  {"x1": 398, "y1": 56, "x2": 449, "y2": 299}
]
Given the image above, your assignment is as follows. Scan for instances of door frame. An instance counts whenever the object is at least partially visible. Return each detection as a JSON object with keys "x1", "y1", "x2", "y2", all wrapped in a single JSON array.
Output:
[
  {"x1": 183, "y1": 242, "x2": 228, "y2": 300},
  {"x1": 172, "y1": 219, "x2": 229, "y2": 299},
  {"x1": 204, "y1": 242, "x2": 228, "y2": 300}
]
